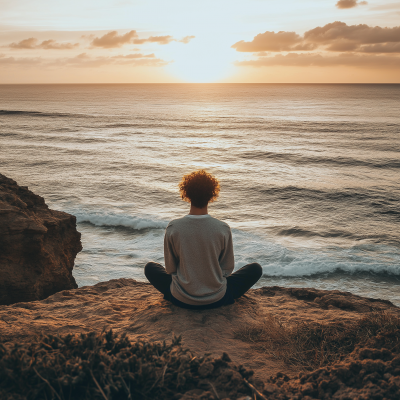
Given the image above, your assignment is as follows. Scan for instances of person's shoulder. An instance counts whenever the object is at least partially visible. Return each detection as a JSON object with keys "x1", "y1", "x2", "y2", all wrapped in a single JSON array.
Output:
[
  {"x1": 208, "y1": 216, "x2": 231, "y2": 230},
  {"x1": 166, "y1": 216, "x2": 187, "y2": 229},
  {"x1": 167, "y1": 215, "x2": 231, "y2": 230}
]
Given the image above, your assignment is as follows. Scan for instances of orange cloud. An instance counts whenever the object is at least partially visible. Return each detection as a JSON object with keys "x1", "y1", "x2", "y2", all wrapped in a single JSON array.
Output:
[
  {"x1": 40, "y1": 40, "x2": 78, "y2": 50},
  {"x1": 9, "y1": 38, "x2": 79, "y2": 50},
  {"x1": 113, "y1": 53, "x2": 156, "y2": 59},
  {"x1": 0, "y1": 52, "x2": 169, "y2": 68},
  {"x1": 57, "y1": 52, "x2": 170, "y2": 67},
  {"x1": 133, "y1": 35, "x2": 174, "y2": 45},
  {"x1": 90, "y1": 31, "x2": 194, "y2": 48},
  {"x1": 370, "y1": 2, "x2": 400, "y2": 11},
  {"x1": 359, "y1": 42, "x2": 400, "y2": 52},
  {"x1": 133, "y1": 35, "x2": 195, "y2": 45},
  {"x1": 9, "y1": 38, "x2": 37, "y2": 49},
  {"x1": 232, "y1": 21, "x2": 400, "y2": 70},
  {"x1": 91, "y1": 30, "x2": 138, "y2": 48},
  {"x1": 235, "y1": 52, "x2": 400, "y2": 68},
  {"x1": 179, "y1": 35, "x2": 195, "y2": 44},
  {"x1": 304, "y1": 22, "x2": 400, "y2": 46},
  {"x1": 232, "y1": 22, "x2": 400, "y2": 55},
  {"x1": 232, "y1": 31, "x2": 304, "y2": 52},
  {"x1": 336, "y1": 0, "x2": 368, "y2": 9},
  {"x1": 0, "y1": 54, "x2": 42, "y2": 65}
]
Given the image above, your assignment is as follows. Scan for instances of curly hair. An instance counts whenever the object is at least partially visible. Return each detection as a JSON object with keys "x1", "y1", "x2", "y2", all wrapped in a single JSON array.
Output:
[{"x1": 178, "y1": 170, "x2": 220, "y2": 208}]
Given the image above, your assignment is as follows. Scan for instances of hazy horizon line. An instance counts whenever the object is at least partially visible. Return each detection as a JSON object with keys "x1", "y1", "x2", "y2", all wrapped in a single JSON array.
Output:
[{"x1": 1, "y1": 82, "x2": 400, "y2": 85}]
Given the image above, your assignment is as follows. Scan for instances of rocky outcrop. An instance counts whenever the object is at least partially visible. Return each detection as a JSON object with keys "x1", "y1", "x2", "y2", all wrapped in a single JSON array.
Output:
[
  {"x1": 1, "y1": 279, "x2": 398, "y2": 384},
  {"x1": 0, "y1": 174, "x2": 82, "y2": 305}
]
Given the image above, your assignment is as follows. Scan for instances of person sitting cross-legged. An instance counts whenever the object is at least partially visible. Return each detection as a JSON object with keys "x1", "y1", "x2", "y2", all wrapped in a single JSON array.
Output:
[{"x1": 144, "y1": 170, "x2": 262, "y2": 310}]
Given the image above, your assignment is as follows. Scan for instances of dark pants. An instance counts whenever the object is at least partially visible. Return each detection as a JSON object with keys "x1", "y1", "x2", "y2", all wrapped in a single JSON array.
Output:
[{"x1": 144, "y1": 262, "x2": 262, "y2": 310}]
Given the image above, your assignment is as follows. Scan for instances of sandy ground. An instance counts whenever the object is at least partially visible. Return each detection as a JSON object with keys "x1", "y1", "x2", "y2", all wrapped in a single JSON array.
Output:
[{"x1": 1, "y1": 279, "x2": 398, "y2": 382}]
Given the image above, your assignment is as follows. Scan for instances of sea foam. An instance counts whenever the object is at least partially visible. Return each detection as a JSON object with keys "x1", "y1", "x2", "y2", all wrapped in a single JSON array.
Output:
[
  {"x1": 73, "y1": 210, "x2": 168, "y2": 231},
  {"x1": 232, "y1": 230, "x2": 400, "y2": 277}
]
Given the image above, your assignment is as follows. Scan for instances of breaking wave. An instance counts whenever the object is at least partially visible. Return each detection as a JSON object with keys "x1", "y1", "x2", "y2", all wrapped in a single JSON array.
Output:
[
  {"x1": 260, "y1": 256, "x2": 400, "y2": 277},
  {"x1": 73, "y1": 210, "x2": 168, "y2": 231},
  {"x1": 232, "y1": 230, "x2": 400, "y2": 277}
]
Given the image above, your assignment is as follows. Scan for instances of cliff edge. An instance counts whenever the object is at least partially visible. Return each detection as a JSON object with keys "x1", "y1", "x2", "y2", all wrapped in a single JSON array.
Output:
[
  {"x1": 0, "y1": 174, "x2": 82, "y2": 305},
  {"x1": 1, "y1": 278, "x2": 398, "y2": 384}
]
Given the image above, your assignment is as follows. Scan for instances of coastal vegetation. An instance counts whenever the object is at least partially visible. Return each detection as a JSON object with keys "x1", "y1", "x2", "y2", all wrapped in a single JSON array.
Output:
[
  {"x1": 0, "y1": 331, "x2": 256, "y2": 400},
  {"x1": 1, "y1": 312, "x2": 400, "y2": 399},
  {"x1": 235, "y1": 311, "x2": 400, "y2": 370}
]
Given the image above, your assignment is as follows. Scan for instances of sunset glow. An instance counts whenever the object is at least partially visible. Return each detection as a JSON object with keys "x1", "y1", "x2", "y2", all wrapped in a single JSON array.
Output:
[{"x1": 1, "y1": 0, "x2": 400, "y2": 83}]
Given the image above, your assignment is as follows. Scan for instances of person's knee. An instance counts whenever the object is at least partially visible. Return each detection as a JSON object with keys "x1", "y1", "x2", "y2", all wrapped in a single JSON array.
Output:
[
  {"x1": 251, "y1": 263, "x2": 263, "y2": 280},
  {"x1": 144, "y1": 262, "x2": 156, "y2": 279}
]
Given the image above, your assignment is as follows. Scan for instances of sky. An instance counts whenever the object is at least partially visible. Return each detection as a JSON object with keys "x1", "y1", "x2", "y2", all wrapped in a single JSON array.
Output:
[{"x1": 0, "y1": 0, "x2": 400, "y2": 83}]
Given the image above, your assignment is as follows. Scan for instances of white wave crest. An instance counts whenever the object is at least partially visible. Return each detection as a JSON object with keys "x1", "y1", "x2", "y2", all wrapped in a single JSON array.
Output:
[
  {"x1": 232, "y1": 230, "x2": 400, "y2": 277},
  {"x1": 259, "y1": 258, "x2": 400, "y2": 277},
  {"x1": 73, "y1": 210, "x2": 168, "y2": 231}
]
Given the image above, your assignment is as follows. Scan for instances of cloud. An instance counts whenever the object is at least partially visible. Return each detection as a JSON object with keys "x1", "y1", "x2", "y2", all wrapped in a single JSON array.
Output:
[
  {"x1": 232, "y1": 31, "x2": 305, "y2": 52},
  {"x1": 179, "y1": 35, "x2": 195, "y2": 44},
  {"x1": 9, "y1": 38, "x2": 37, "y2": 49},
  {"x1": 133, "y1": 35, "x2": 195, "y2": 45},
  {"x1": 304, "y1": 21, "x2": 400, "y2": 44},
  {"x1": 39, "y1": 40, "x2": 79, "y2": 50},
  {"x1": 370, "y1": 2, "x2": 400, "y2": 10},
  {"x1": 90, "y1": 31, "x2": 194, "y2": 48},
  {"x1": 234, "y1": 52, "x2": 400, "y2": 68},
  {"x1": 91, "y1": 30, "x2": 138, "y2": 48},
  {"x1": 9, "y1": 38, "x2": 79, "y2": 50},
  {"x1": 232, "y1": 22, "x2": 400, "y2": 55},
  {"x1": 133, "y1": 35, "x2": 174, "y2": 45},
  {"x1": 54, "y1": 52, "x2": 169, "y2": 68},
  {"x1": 0, "y1": 53, "x2": 42, "y2": 65},
  {"x1": 81, "y1": 34, "x2": 95, "y2": 40},
  {"x1": 358, "y1": 42, "x2": 400, "y2": 52},
  {"x1": 0, "y1": 52, "x2": 169, "y2": 68},
  {"x1": 113, "y1": 53, "x2": 156, "y2": 59},
  {"x1": 336, "y1": 0, "x2": 368, "y2": 9},
  {"x1": 304, "y1": 21, "x2": 400, "y2": 52},
  {"x1": 232, "y1": 21, "x2": 400, "y2": 70}
]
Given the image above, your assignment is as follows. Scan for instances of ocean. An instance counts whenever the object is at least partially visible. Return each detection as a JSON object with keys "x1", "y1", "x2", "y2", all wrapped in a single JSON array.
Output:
[{"x1": 1, "y1": 84, "x2": 399, "y2": 305}]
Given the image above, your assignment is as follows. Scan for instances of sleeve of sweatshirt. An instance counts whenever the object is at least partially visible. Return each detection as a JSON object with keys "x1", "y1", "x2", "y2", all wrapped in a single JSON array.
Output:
[
  {"x1": 164, "y1": 226, "x2": 178, "y2": 274},
  {"x1": 219, "y1": 228, "x2": 235, "y2": 277}
]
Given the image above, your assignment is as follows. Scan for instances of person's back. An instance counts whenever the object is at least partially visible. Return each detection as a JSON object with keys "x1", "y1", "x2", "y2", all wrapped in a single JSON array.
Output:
[
  {"x1": 144, "y1": 169, "x2": 262, "y2": 310},
  {"x1": 164, "y1": 214, "x2": 234, "y2": 305}
]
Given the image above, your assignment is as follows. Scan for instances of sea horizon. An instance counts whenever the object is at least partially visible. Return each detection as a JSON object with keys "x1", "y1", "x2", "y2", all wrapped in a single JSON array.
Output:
[{"x1": 2, "y1": 82, "x2": 400, "y2": 85}]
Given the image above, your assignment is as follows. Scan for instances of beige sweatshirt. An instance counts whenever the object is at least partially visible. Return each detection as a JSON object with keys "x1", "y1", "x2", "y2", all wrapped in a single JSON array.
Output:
[{"x1": 164, "y1": 214, "x2": 235, "y2": 305}]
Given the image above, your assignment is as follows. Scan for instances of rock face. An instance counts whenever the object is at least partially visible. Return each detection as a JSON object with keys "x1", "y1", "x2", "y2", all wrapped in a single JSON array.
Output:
[{"x1": 0, "y1": 174, "x2": 82, "y2": 305}]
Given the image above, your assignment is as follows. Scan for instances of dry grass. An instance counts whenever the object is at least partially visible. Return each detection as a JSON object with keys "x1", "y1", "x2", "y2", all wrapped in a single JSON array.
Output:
[
  {"x1": 0, "y1": 330, "x2": 256, "y2": 400},
  {"x1": 234, "y1": 312, "x2": 400, "y2": 370}
]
